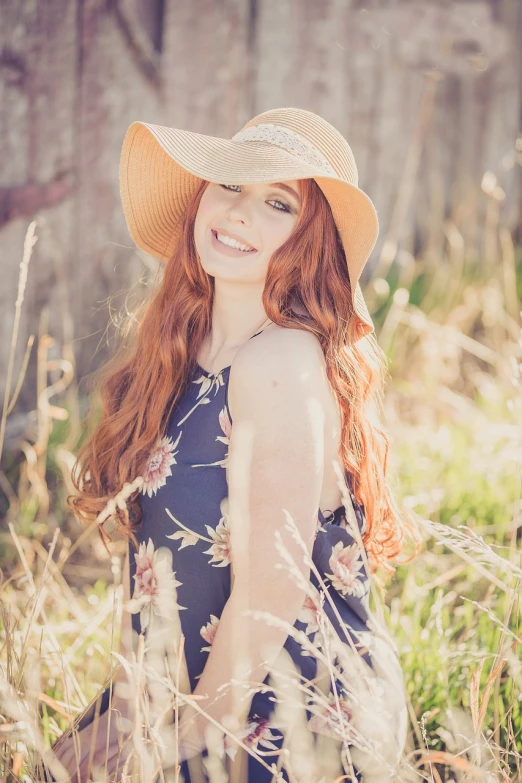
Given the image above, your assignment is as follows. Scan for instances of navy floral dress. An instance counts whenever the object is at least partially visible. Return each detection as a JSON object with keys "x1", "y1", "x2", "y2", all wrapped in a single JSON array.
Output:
[{"x1": 69, "y1": 329, "x2": 408, "y2": 783}]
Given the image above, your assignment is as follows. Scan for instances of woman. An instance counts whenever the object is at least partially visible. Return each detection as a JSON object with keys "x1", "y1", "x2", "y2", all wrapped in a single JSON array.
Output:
[{"x1": 51, "y1": 107, "x2": 418, "y2": 783}]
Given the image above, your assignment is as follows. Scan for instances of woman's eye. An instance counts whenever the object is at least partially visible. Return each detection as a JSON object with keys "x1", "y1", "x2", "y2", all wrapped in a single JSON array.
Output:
[
  {"x1": 267, "y1": 199, "x2": 290, "y2": 213},
  {"x1": 219, "y1": 184, "x2": 290, "y2": 213}
]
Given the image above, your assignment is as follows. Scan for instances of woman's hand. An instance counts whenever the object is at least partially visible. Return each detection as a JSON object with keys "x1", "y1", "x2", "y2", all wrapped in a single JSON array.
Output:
[
  {"x1": 175, "y1": 702, "x2": 207, "y2": 763},
  {"x1": 176, "y1": 733, "x2": 206, "y2": 763},
  {"x1": 51, "y1": 692, "x2": 134, "y2": 782}
]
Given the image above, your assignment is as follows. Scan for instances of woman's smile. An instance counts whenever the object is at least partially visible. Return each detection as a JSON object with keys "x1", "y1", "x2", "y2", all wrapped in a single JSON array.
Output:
[{"x1": 210, "y1": 228, "x2": 259, "y2": 257}]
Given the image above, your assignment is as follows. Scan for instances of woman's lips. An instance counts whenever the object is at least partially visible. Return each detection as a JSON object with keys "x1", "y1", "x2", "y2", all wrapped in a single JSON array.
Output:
[{"x1": 210, "y1": 229, "x2": 258, "y2": 257}]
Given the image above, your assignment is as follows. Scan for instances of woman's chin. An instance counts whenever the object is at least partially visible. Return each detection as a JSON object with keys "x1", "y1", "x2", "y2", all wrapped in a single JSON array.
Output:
[{"x1": 200, "y1": 255, "x2": 263, "y2": 281}]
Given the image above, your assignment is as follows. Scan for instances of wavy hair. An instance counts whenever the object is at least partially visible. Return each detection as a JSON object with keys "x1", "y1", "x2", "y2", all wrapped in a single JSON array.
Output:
[{"x1": 68, "y1": 178, "x2": 420, "y2": 574}]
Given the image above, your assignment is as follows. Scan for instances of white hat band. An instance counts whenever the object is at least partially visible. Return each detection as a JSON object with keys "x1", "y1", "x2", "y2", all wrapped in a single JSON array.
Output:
[{"x1": 231, "y1": 122, "x2": 337, "y2": 177}]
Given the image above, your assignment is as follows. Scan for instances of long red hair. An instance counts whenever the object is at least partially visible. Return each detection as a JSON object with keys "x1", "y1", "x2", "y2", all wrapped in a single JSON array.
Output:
[{"x1": 68, "y1": 178, "x2": 420, "y2": 574}]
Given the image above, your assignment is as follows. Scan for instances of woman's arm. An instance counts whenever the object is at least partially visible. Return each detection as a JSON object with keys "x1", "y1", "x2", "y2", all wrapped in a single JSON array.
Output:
[{"x1": 178, "y1": 328, "x2": 328, "y2": 751}]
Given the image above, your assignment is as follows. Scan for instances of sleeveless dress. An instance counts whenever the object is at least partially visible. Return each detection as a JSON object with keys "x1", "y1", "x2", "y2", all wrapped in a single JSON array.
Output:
[{"x1": 63, "y1": 328, "x2": 408, "y2": 783}]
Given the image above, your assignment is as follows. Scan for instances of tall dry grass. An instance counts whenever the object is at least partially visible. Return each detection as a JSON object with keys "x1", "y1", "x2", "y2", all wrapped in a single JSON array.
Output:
[{"x1": 0, "y1": 176, "x2": 521, "y2": 783}]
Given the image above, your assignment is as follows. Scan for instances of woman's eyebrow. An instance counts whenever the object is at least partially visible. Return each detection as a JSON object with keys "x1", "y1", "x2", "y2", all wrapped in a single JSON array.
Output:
[{"x1": 269, "y1": 182, "x2": 301, "y2": 202}]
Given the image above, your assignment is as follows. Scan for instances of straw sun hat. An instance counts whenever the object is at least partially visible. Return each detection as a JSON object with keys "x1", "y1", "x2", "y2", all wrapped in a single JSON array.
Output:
[{"x1": 119, "y1": 107, "x2": 379, "y2": 342}]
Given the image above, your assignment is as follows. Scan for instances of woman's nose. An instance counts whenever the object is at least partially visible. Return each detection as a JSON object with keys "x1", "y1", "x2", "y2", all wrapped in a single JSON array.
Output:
[
  {"x1": 225, "y1": 212, "x2": 248, "y2": 224},
  {"x1": 225, "y1": 201, "x2": 251, "y2": 224}
]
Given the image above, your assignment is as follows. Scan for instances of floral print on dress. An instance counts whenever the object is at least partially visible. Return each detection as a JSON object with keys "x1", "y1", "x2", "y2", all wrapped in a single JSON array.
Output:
[
  {"x1": 297, "y1": 589, "x2": 322, "y2": 637},
  {"x1": 200, "y1": 613, "x2": 220, "y2": 652},
  {"x1": 176, "y1": 370, "x2": 226, "y2": 426},
  {"x1": 217, "y1": 405, "x2": 232, "y2": 443},
  {"x1": 243, "y1": 716, "x2": 284, "y2": 752},
  {"x1": 203, "y1": 515, "x2": 232, "y2": 566},
  {"x1": 191, "y1": 404, "x2": 232, "y2": 468},
  {"x1": 167, "y1": 527, "x2": 200, "y2": 549},
  {"x1": 141, "y1": 431, "x2": 182, "y2": 497},
  {"x1": 224, "y1": 715, "x2": 284, "y2": 761},
  {"x1": 307, "y1": 691, "x2": 355, "y2": 741},
  {"x1": 193, "y1": 370, "x2": 226, "y2": 399},
  {"x1": 165, "y1": 511, "x2": 232, "y2": 568},
  {"x1": 127, "y1": 537, "x2": 185, "y2": 632},
  {"x1": 325, "y1": 540, "x2": 367, "y2": 598}
]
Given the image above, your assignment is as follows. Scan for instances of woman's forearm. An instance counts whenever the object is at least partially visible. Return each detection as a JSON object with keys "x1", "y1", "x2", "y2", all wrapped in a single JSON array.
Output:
[{"x1": 177, "y1": 580, "x2": 306, "y2": 748}]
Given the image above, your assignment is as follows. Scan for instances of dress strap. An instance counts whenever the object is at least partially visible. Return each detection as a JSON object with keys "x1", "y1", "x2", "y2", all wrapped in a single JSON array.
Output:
[
  {"x1": 318, "y1": 504, "x2": 346, "y2": 526},
  {"x1": 249, "y1": 319, "x2": 273, "y2": 340}
]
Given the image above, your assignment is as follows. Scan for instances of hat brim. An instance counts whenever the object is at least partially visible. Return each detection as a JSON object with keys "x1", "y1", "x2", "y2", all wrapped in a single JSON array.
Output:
[{"x1": 119, "y1": 121, "x2": 378, "y2": 339}]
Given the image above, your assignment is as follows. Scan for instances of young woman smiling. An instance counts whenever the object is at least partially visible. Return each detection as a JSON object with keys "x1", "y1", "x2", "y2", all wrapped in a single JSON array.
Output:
[{"x1": 50, "y1": 107, "x2": 418, "y2": 783}]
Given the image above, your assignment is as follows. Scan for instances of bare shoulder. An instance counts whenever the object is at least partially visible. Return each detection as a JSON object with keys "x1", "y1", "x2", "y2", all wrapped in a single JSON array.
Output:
[
  {"x1": 228, "y1": 325, "x2": 329, "y2": 417},
  {"x1": 235, "y1": 324, "x2": 325, "y2": 379}
]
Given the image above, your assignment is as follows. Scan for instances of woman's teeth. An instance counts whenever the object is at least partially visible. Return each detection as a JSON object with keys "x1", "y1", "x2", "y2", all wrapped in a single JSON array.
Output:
[{"x1": 215, "y1": 232, "x2": 256, "y2": 252}]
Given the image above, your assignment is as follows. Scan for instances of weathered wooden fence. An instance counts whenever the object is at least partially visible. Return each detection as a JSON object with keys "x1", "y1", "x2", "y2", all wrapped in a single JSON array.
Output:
[{"x1": 1, "y1": 0, "x2": 520, "y2": 424}]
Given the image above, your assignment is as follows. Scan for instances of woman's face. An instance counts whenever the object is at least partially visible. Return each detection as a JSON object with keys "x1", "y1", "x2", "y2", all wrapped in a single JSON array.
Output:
[{"x1": 193, "y1": 180, "x2": 302, "y2": 284}]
